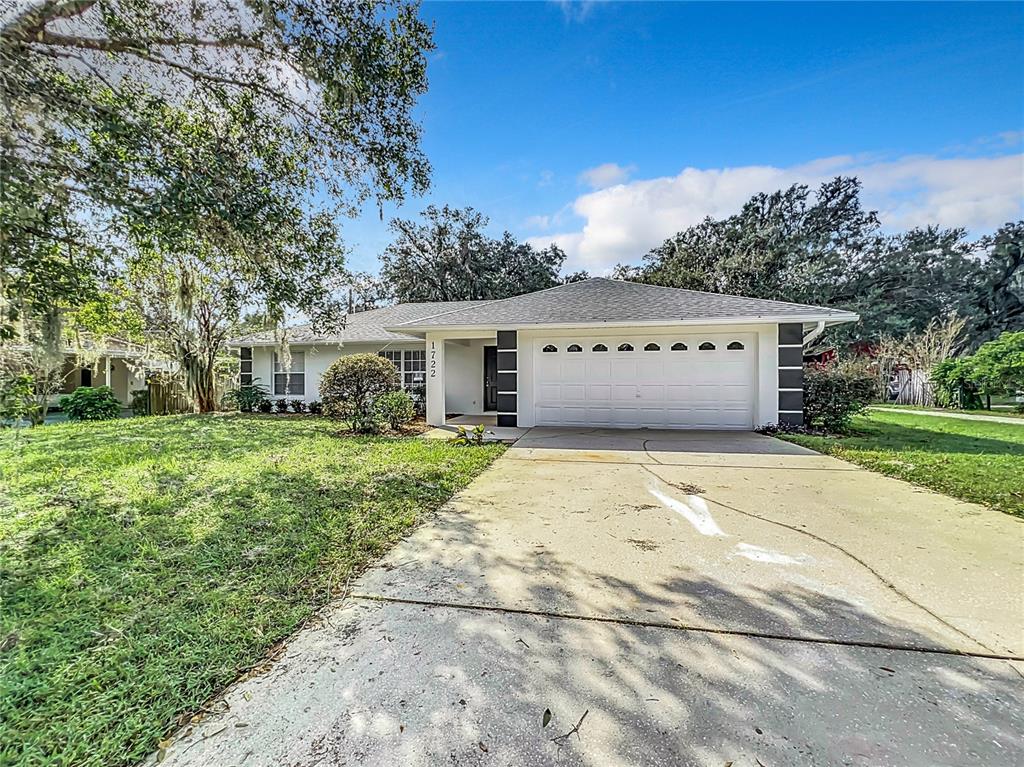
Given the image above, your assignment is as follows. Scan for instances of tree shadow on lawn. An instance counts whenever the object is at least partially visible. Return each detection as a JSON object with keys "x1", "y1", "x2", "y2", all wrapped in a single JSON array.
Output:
[
  {"x1": 824, "y1": 420, "x2": 1024, "y2": 457},
  {"x1": 159, "y1": 496, "x2": 1024, "y2": 767},
  {"x1": 0, "y1": 430, "x2": 498, "y2": 767}
]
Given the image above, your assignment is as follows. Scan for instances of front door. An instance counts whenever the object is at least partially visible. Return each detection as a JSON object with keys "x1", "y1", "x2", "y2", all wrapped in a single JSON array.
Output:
[{"x1": 483, "y1": 345, "x2": 498, "y2": 411}]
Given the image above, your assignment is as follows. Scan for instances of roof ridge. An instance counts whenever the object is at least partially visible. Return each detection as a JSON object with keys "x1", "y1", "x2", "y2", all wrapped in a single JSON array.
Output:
[
  {"x1": 596, "y1": 277, "x2": 843, "y2": 312},
  {"x1": 391, "y1": 279, "x2": 591, "y2": 326}
]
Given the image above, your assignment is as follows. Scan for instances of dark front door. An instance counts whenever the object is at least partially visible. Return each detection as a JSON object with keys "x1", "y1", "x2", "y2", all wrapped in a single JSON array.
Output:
[{"x1": 483, "y1": 346, "x2": 498, "y2": 411}]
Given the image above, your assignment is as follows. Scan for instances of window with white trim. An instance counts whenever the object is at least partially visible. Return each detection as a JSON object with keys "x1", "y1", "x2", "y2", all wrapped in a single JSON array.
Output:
[
  {"x1": 403, "y1": 350, "x2": 426, "y2": 389},
  {"x1": 378, "y1": 350, "x2": 427, "y2": 390},
  {"x1": 273, "y1": 351, "x2": 305, "y2": 395},
  {"x1": 239, "y1": 347, "x2": 253, "y2": 386}
]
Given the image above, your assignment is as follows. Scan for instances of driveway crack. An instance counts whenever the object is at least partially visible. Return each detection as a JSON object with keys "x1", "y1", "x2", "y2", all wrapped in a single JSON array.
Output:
[{"x1": 350, "y1": 593, "x2": 1022, "y2": 662}]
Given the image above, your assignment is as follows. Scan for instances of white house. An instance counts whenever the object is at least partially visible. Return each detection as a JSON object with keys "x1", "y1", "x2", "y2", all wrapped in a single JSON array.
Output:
[{"x1": 228, "y1": 278, "x2": 859, "y2": 429}]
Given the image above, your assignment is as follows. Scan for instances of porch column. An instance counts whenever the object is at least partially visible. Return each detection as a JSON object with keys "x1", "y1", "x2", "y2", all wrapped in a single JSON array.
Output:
[{"x1": 425, "y1": 333, "x2": 445, "y2": 426}]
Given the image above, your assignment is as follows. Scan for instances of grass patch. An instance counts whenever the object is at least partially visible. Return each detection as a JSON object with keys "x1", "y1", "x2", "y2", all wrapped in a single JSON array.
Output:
[
  {"x1": 0, "y1": 414, "x2": 504, "y2": 767},
  {"x1": 780, "y1": 409, "x2": 1024, "y2": 518}
]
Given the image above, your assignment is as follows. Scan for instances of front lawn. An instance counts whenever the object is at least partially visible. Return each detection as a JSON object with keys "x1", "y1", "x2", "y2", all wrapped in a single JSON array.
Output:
[
  {"x1": 781, "y1": 409, "x2": 1024, "y2": 518},
  {"x1": 0, "y1": 415, "x2": 503, "y2": 767},
  {"x1": 872, "y1": 403, "x2": 1024, "y2": 420}
]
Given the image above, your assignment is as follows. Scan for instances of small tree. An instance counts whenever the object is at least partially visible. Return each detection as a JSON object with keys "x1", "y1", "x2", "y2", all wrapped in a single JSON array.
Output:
[
  {"x1": 374, "y1": 390, "x2": 416, "y2": 431},
  {"x1": 320, "y1": 354, "x2": 400, "y2": 432},
  {"x1": 966, "y1": 331, "x2": 1024, "y2": 408}
]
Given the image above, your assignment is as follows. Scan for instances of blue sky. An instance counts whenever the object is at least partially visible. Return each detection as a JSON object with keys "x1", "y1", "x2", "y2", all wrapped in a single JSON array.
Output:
[{"x1": 343, "y1": 1, "x2": 1024, "y2": 275}]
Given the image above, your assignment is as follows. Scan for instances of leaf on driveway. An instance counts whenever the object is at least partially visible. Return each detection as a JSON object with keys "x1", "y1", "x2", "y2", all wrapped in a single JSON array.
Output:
[{"x1": 542, "y1": 708, "x2": 552, "y2": 727}]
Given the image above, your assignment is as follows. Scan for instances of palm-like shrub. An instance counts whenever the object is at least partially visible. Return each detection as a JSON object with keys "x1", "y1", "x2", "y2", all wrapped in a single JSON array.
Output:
[{"x1": 320, "y1": 353, "x2": 400, "y2": 432}]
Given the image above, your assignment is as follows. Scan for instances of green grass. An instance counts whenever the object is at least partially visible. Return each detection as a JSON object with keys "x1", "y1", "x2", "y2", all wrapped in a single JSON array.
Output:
[
  {"x1": 0, "y1": 415, "x2": 504, "y2": 767},
  {"x1": 872, "y1": 403, "x2": 1024, "y2": 419},
  {"x1": 781, "y1": 409, "x2": 1024, "y2": 518}
]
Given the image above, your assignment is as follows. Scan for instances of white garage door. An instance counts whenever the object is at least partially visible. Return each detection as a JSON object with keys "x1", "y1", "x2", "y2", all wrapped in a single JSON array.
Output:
[{"x1": 533, "y1": 333, "x2": 755, "y2": 429}]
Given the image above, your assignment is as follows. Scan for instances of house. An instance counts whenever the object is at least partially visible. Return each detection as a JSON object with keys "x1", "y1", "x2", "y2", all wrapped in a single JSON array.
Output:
[{"x1": 228, "y1": 278, "x2": 858, "y2": 429}]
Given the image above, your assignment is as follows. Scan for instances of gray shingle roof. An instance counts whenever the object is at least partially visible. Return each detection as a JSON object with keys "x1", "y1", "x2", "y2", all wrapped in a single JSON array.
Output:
[
  {"x1": 228, "y1": 301, "x2": 490, "y2": 346},
  {"x1": 392, "y1": 278, "x2": 858, "y2": 329}
]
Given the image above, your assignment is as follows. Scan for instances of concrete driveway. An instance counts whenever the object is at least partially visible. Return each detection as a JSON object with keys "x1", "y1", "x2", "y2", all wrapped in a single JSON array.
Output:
[{"x1": 159, "y1": 429, "x2": 1023, "y2": 767}]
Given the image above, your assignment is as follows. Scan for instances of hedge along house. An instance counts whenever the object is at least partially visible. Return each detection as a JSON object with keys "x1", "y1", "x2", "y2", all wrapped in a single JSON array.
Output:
[{"x1": 229, "y1": 278, "x2": 858, "y2": 430}]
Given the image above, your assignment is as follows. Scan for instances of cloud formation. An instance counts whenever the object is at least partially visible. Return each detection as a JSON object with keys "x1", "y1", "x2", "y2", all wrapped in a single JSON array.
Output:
[
  {"x1": 529, "y1": 152, "x2": 1024, "y2": 272},
  {"x1": 578, "y1": 162, "x2": 636, "y2": 190}
]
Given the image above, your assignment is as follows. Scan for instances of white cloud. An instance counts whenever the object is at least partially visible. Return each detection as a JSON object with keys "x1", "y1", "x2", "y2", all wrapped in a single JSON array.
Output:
[
  {"x1": 578, "y1": 162, "x2": 636, "y2": 190},
  {"x1": 528, "y1": 152, "x2": 1024, "y2": 272}
]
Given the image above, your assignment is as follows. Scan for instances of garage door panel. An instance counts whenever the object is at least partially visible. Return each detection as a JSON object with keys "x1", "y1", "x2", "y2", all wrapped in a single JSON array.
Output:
[
  {"x1": 562, "y1": 384, "x2": 586, "y2": 399},
  {"x1": 637, "y1": 384, "x2": 665, "y2": 400},
  {"x1": 534, "y1": 333, "x2": 755, "y2": 429},
  {"x1": 637, "y1": 360, "x2": 664, "y2": 378}
]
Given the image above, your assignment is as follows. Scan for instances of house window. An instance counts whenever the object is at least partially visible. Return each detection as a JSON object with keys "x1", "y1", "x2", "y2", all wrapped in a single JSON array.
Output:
[
  {"x1": 378, "y1": 349, "x2": 426, "y2": 391},
  {"x1": 542, "y1": 345, "x2": 558, "y2": 353},
  {"x1": 698, "y1": 342, "x2": 716, "y2": 351},
  {"x1": 567, "y1": 344, "x2": 583, "y2": 353},
  {"x1": 644, "y1": 343, "x2": 660, "y2": 352},
  {"x1": 239, "y1": 347, "x2": 253, "y2": 387},
  {"x1": 81, "y1": 368, "x2": 92, "y2": 387},
  {"x1": 617, "y1": 343, "x2": 634, "y2": 352},
  {"x1": 727, "y1": 341, "x2": 745, "y2": 350},
  {"x1": 671, "y1": 342, "x2": 687, "y2": 351},
  {"x1": 403, "y1": 350, "x2": 426, "y2": 389},
  {"x1": 592, "y1": 343, "x2": 608, "y2": 352},
  {"x1": 273, "y1": 351, "x2": 305, "y2": 395}
]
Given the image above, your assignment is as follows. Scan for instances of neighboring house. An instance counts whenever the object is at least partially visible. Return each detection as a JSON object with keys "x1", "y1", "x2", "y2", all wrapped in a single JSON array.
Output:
[
  {"x1": 228, "y1": 278, "x2": 858, "y2": 430},
  {"x1": 51, "y1": 336, "x2": 153, "y2": 409}
]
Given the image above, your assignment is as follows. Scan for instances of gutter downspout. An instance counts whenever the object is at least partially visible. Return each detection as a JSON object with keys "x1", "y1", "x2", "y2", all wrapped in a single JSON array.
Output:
[{"x1": 802, "y1": 320, "x2": 827, "y2": 348}]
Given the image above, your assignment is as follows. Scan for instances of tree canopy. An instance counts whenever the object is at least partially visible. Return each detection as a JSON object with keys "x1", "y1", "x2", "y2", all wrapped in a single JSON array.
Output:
[
  {"x1": 379, "y1": 204, "x2": 567, "y2": 302},
  {"x1": 637, "y1": 177, "x2": 1022, "y2": 348},
  {"x1": 1, "y1": 0, "x2": 434, "y2": 339}
]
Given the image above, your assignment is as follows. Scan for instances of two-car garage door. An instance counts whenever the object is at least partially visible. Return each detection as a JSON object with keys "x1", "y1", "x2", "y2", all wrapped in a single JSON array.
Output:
[{"x1": 533, "y1": 332, "x2": 755, "y2": 429}]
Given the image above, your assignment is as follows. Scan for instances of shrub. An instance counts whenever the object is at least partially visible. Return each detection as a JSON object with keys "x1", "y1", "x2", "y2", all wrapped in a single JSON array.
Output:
[
  {"x1": 308, "y1": 400, "x2": 323, "y2": 415},
  {"x1": 374, "y1": 389, "x2": 415, "y2": 431},
  {"x1": 59, "y1": 386, "x2": 122, "y2": 421},
  {"x1": 289, "y1": 399, "x2": 307, "y2": 413},
  {"x1": 257, "y1": 399, "x2": 273, "y2": 413},
  {"x1": 319, "y1": 353, "x2": 400, "y2": 432},
  {"x1": 0, "y1": 373, "x2": 43, "y2": 427},
  {"x1": 274, "y1": 398, "x2": 290, "y2": 414},
  {"x1": 221, "y1": 379, "x2": 270, "y2": 413},
  {"x1": 129, "y1": 389, "x2": 150, "y2": 416},
  {"x1": 803, "y1": 359, "x2": 877, "y2": 433},
  {"x1": 931, "y1": 359, "x2": 983, "y2": 410}
]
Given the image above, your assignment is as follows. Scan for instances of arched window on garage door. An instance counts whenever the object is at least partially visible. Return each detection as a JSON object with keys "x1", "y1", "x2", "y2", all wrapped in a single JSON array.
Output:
[
  {"x1": 727, "y1": 341, "x2": 745, "y2": 350},
  {"x1": 644, "y1": 342, "x2": 661, "y2": 351},
  {"x1": 567, "y1": 344, "x2": 583, "y2": 352},
  {"x1": 592, "y1": 343, "x2": 608, "y2": 352},
  {"x1": 698, "y1": 342, "x2": 716, "y2": 351},
  {"x1": 671, "y1": 342, "x2": 687, "y2": 351},
  {"x1": 617, "y1": 343, "x2": 634, "y2": 352},
  {"x1": 542, "y1": 344, "x2": 558, "y2": 353}
]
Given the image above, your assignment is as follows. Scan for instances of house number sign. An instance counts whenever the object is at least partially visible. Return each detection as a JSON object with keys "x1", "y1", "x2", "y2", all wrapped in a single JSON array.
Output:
[{"x1": 429, "y1": 341, "x2": 437, "y2": 378}]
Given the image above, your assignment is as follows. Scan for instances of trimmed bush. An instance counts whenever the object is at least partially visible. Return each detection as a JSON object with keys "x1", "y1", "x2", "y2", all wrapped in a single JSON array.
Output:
[
  {"x1": 59, "y1": 386, "x2": 122, "y2": 421},
  {"x1": 803, "y1": 359, "x2": 877, "y2": 433},
  {"x1": 289, "y1": 399, "x2": 307, "y2": 413},
  {"x1": 374, "y1": 389, "x2": 415, "y2": 431},
  {"x1": 308, "y1": 400, "x2": 323, "y2": 415},
  {"x1": 274, "y1": 398, "x2": 289, "y2": 413},
  {"x1": 319, "y1": 353, "x2": 400, "y2": 432}
]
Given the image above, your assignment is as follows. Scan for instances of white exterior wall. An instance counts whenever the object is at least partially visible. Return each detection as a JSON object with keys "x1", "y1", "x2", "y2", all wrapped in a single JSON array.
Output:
[
  {"x1": 250, "y1": 342, "x2": 424, "y2": 403},
  {"x1": 517, "y1": 323, "x2": 780, "y2": 428},
  {"x1": 444, "y1": 338, "x2": 487, "y2": 415}
]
